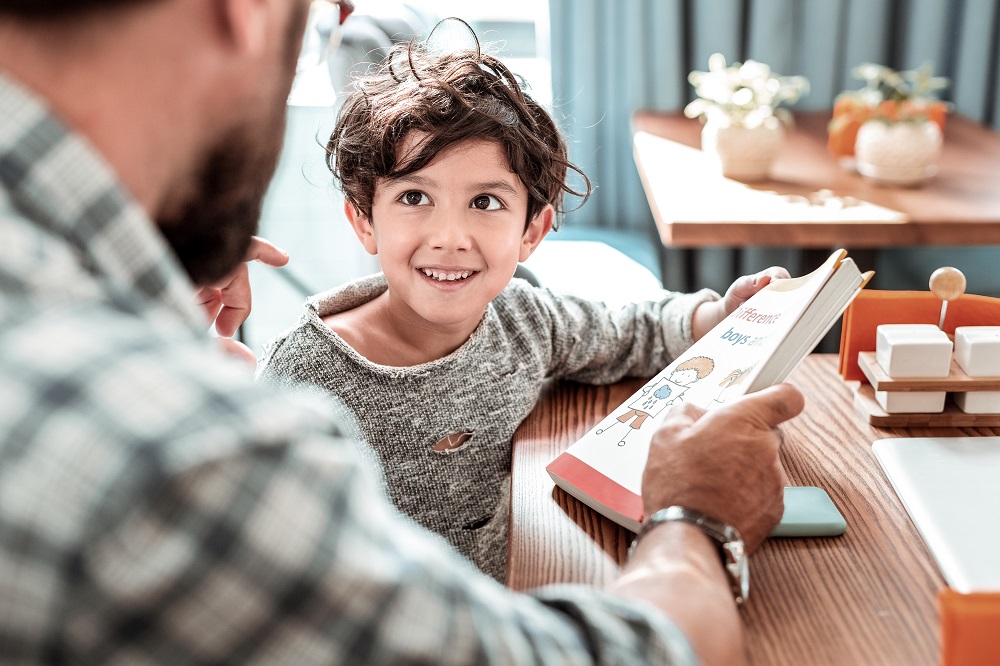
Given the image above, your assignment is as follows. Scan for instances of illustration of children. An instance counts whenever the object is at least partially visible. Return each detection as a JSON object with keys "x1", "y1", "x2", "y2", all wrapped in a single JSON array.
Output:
[{"x1": 597, "y1": 356, "x2": 715, "y2": 447}]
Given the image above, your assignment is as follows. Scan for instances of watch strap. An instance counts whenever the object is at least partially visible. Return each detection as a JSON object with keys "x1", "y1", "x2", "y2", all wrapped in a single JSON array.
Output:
[{"x1": 628, "y1": 505, "x2": 748, "y2": 605}]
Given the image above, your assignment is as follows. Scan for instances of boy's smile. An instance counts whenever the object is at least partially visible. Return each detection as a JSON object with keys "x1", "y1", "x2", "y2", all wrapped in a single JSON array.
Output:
[
  {"x1": 419, "y1": 267, "x2": 477, "y2": 282},
  {"x1": 342, "y1": 134, "x2": 552, "y2": 362}
]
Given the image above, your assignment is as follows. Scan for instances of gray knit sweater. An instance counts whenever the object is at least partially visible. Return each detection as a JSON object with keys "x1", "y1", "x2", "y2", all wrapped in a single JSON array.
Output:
[{"x1": 257, "y1": 274, "x2": 717, "y2": 582}]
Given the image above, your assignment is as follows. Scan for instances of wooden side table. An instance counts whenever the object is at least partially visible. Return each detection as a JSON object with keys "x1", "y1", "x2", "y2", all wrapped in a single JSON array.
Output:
[{"x1": 631, "y1": 110, "x2": 1000, "y2": 250}]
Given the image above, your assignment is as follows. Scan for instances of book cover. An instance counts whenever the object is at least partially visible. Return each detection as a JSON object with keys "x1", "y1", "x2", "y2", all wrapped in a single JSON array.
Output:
[{"x1": 546, "y1": 249, "x2": 870, "y2": 532}]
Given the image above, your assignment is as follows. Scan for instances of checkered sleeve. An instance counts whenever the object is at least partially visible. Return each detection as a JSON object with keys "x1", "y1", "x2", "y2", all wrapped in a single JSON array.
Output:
[{"x1": 71, "y1": 428, "x2": 696, "y2": 665}]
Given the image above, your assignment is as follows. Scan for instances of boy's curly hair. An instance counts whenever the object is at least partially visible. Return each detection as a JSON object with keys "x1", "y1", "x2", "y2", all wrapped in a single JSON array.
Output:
[{"x1": 326, "y1": 19, "x2": 590, "y2": 230}]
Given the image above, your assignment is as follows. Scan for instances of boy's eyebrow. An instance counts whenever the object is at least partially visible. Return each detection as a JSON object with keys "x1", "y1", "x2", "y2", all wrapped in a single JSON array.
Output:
[
  {"x1": 473, "y1": 180, "x2": 522, "y2": 197},
  {"x1": 389, "y1": 175, "x2": 523, "y2": 198}
]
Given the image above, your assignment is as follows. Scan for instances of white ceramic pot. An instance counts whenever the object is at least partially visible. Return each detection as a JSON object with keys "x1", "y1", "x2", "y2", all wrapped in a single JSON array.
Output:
[
  {"x1": 854, "y1": 119, "x2": 942, "y2": 187},
  {"x1": 701, "y1": 117, "x2": 784, "y2": 181}
]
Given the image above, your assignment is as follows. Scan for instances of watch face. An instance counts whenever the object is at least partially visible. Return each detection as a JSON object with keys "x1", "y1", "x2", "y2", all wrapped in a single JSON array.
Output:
[
  {"x1": 736, "y1": 549, "x2": 750, "y2": 603},
  {"x1": 724, "y1": 539, "x2": 749, "y2": 605}
]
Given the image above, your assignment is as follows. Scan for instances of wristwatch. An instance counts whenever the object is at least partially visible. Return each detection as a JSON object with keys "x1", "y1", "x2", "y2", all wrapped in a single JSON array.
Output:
[{"x1": 629, "y1": 505, "x2": 749, "y2": 606}]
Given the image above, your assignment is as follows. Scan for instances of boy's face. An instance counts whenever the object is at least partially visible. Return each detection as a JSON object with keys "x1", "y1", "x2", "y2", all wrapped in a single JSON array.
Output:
[{"x1": 347, "y1": 135, "x2": 552, "y2": 333}]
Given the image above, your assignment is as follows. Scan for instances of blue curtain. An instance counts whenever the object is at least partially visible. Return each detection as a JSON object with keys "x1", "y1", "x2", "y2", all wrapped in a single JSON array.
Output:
[{"x1": 549, "y1": 0, "x2": 1000, "y2": 295}]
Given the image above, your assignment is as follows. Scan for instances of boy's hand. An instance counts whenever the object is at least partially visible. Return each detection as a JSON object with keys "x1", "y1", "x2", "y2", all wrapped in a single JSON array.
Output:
[
  {"x1": 692, "y1": 266, "x2": 790, "y2": 341},
  {"x1": 720, "y1": 266, "x2": 791, "y2": 315},
  {"x1": 196, "y1": 236, "x2": 289, "y2": 368}
]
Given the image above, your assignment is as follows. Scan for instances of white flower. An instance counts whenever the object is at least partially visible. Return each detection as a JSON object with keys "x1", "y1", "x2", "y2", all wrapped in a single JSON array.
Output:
[{"x1": 684, "y1": 53, "x2": 809, "y2": 129}]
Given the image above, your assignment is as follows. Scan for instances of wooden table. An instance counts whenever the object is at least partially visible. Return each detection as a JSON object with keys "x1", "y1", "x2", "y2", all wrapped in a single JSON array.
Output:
[
  {"x1": 508, "y1": 354, "x2": 1000, "y2": 665},
  {"x1": 632, "y1": 110, "x2": 1000, "y2": 249}
]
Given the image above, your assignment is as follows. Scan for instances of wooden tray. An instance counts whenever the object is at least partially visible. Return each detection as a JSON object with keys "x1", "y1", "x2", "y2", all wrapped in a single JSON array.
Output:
[
  {"x1": 857, "y1": 352, "x2": 1000, "y2": 392},
  {"x1": 854, "y1": 352, "x2": 1000, "y2": 426},
  {"x1": 853, "y1": 383, "x2": 1000, "y2": 427}
]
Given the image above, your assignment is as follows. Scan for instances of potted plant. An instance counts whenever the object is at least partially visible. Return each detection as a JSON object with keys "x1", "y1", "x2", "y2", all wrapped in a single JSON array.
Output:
[
  {"x1": 828, "y1": 62, "x2": 949, "y2": 186},
  {"x1": 684, "y1": 53, "x2": 809, "y2": 181}
]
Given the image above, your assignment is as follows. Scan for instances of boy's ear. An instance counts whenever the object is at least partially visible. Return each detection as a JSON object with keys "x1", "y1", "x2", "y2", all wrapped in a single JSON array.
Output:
[
  {"x1": 344, "y1": 201, "x2": 379, "y2": 255},
  {"x1": 518, "y1": 205, "x2": 554, "y2": 262}
]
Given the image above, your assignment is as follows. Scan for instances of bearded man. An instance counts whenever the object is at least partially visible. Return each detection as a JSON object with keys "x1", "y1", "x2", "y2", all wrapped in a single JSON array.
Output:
[{"x1": 0, "y1": 2, "x2": 802, "y2": 663}]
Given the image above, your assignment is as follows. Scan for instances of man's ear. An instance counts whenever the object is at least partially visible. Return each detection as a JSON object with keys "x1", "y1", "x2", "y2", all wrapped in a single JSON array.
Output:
[
  {"x1": 214, "y1": 0, "x2": 270, "y2": 55},
  {"x1": 345, "y1": 201, "x2": 379, "y2": 255},
  {"x1": 519, "y1": 205, "x2": 554, "y2": 262}
]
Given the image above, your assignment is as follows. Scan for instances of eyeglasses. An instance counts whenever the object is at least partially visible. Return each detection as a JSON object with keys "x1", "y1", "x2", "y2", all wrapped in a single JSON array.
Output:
[
  {"x1": 330, "y1": 0, "x2": 355, "y2": 26},
  {"x1": 311, "y1": 0, "x2": 355, "y2": 25},
  {"x1": 298, "y1": 0, "x2": 356, "y2": 74}
]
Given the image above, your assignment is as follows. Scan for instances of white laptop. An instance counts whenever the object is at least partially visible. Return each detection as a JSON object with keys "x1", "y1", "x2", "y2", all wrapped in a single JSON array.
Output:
[{"x1": 872, "y1": 437, "x2": 1000, "y2": 592}]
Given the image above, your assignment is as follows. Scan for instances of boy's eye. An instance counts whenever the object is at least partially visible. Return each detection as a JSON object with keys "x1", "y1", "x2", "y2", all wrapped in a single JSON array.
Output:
[
  {"x1": 400, "y1": 191, "x2": 430, "y2": 206},
  {"x1": 471, "y1": 194, "x2": 503, "y2": 211}
]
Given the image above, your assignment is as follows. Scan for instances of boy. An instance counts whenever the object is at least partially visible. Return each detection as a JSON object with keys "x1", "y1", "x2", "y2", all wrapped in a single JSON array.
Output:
[{"x1": 257, "y1": 23, "x2": 787, "y2": 582}]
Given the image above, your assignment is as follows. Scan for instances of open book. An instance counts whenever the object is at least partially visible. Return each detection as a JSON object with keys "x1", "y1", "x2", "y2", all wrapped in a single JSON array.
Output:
[{"x1": 546, "y1": 249, "x2": 872, "y2": 532}]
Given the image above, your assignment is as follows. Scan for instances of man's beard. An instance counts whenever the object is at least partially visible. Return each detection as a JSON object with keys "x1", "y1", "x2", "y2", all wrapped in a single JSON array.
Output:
[
  {"x1": 158, "y1": 1, "x2": 307, "y2": 286},
  {"x1": 158, "y1": 124, "x2": 281, "y2": 286}
]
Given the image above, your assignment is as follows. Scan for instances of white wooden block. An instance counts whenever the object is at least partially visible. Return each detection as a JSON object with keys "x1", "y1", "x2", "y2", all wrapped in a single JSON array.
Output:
[
  {"x1": 954, "y1": 391, "x2": 1000, "y2": 414},
  {"x1": 875, "y1": 324, "x2": 952, "y2": 378},
  {"x1": 875, "y1": 390, "x2": 947, "y2": 413},
  {"x1": 953, "y1": 326, "x2": 1000, "y2": 377}
]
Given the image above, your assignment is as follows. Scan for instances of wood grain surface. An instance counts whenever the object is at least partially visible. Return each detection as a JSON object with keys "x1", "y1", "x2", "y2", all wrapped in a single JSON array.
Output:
[{"x1": 509, "y1": 354, "x2": 1000, "y2": 665}]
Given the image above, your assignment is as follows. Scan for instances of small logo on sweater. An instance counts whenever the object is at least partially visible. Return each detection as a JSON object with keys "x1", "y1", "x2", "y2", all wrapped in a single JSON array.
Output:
[{"x1": 432, "y1": 431, "x2": 473, "y2": 454}]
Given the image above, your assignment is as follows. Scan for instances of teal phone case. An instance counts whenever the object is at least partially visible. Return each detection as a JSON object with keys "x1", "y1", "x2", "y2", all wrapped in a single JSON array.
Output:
[{"x1": 769, "y1": 486, "x2": 847, "y2": 537}]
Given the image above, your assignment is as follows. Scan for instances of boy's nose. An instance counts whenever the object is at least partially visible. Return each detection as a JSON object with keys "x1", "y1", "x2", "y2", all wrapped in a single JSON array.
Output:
[{"x1": 429, "y1": 211, "x2": 473, "y2": 250}]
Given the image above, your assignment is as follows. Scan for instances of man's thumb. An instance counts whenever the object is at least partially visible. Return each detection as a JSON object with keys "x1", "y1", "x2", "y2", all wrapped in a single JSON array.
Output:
[{"x1": 734, "y1": 383, "x2": 805, "y2": 427}]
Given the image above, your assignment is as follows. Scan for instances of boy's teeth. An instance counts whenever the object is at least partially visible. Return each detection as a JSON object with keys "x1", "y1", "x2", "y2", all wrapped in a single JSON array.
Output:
[{"x1": 421, "y1": 269, "x2": 472, "y2": 281}]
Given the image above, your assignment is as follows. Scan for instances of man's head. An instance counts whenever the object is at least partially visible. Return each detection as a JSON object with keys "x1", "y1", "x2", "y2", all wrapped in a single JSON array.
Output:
[
  {"x1": 0, "y1": 0, "x2": 312, "y2": 286},
  {"x1": 327, "y1": 19, "x2": 591, "y2": 231},
  {"x1": 156, "y1": 0, "x2": 310, "y2": 286},
  {"x1": 0, "y1": 0, "x2": 155, "y2": 16}
]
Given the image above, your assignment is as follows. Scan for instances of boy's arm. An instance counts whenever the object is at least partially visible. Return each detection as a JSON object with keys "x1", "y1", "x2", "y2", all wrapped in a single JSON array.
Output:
[
  {"x1": 513, "y1": 283, "x2": 718, "y2": 384},
  {"x1": 531, "y1": 263, "x2": 780, "y2": 383}
]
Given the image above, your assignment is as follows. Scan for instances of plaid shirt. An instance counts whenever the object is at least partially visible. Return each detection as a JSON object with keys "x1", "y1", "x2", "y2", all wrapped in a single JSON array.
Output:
[{"x1": 0, "y1": 73, "x2": 695, "y2": 665}]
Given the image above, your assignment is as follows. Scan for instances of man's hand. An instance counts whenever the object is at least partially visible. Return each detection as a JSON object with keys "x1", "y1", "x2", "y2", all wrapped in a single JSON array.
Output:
[
  {"x1": 691, "y1": 266, "x2": 791, "y2": 341},
  {"x1": 196, "y1": 237, "x2": 289, "y2": 367},
  {"x1": 614, "y1": 385, "x2": 803, "y2": 665},
  {"x1": 641, "y1": 383, "x2": 805, "y2": 551}
]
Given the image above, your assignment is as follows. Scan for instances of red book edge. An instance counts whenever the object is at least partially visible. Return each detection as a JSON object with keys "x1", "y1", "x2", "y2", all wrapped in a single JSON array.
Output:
[{"x1": 546, "y1": 451, "x2": 644, "y2": 531}]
